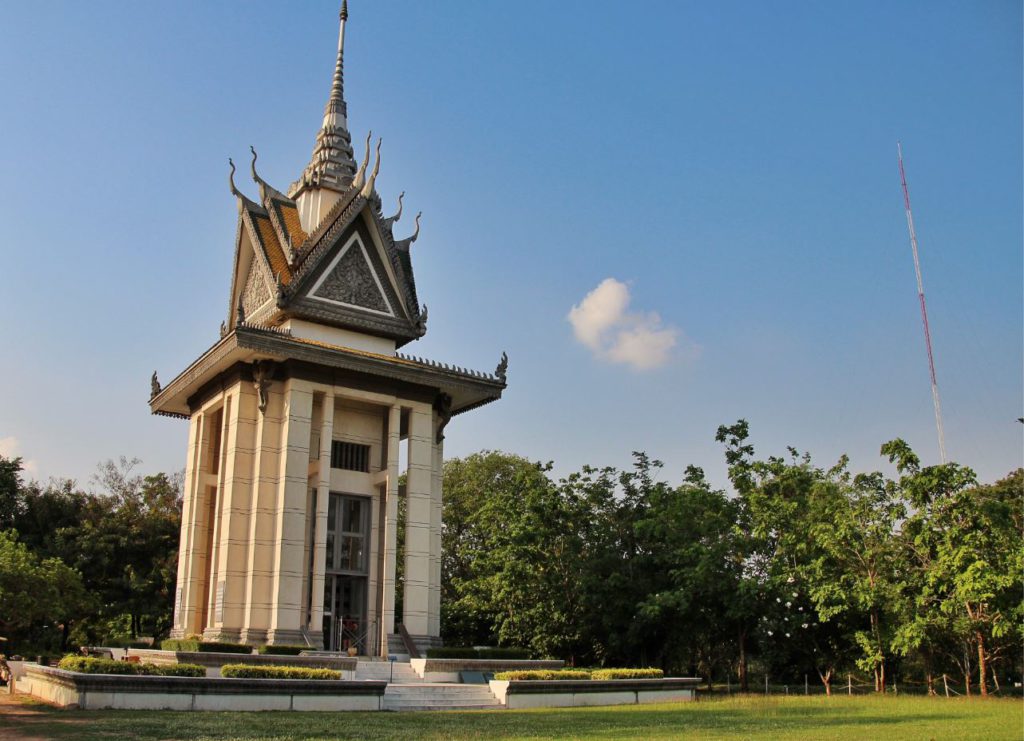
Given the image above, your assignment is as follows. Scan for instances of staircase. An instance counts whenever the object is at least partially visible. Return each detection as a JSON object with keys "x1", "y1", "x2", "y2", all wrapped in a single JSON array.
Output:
[
  {"x1": 354, "y1": 660, "x2": 503, "y2": 711},
  {"x1": 354, "y1": 659, "x2": 422, "y2": 684},
  {"x1": 383, "y1": 683, "x2": 503, "y2": 712}
]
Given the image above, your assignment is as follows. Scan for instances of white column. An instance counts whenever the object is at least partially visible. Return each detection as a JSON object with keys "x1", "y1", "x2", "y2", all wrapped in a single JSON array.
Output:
[
  {"x1": 379, "y1": 404, "x2": 401, "y2": 653},
  {"x1": 403, "y1": 406, "x2": 433, "y2": 636},
  {"x1": 268, "y1": 380, "x2": 314, "y2": 644},
  {"x1": 428, "y1": 437, "x2": 443, "y2": 637},
  {"x1": 173, "y1": 411, "x2": 204, "y2": 637},
  {"x1": 309, "y1": 391, "x2": 334, "y2": 647}
]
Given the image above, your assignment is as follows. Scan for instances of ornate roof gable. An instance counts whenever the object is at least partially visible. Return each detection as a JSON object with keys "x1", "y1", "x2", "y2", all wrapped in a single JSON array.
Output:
[{"x1": 278, "y1": 189, "x2": 425, "y2": 344}]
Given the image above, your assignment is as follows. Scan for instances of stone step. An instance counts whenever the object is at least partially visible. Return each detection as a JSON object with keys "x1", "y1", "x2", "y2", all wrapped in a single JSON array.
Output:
[
  {"x1": 385, "y1": 684, "x2": 494, "y2": 694},
  {"x1": 381, "y1": 682, "x2": 501, "y2": 711}
]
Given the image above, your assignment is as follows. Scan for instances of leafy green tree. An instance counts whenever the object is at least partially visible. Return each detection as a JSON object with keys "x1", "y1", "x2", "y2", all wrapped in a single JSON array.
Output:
[{"x1": 0, "y1": 529, "x2": 90, "y2": 653}]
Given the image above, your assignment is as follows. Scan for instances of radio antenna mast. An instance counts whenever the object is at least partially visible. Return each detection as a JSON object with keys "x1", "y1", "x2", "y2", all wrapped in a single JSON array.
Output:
[{"x1": 897, "y1": 142, "x2": 947, "y2": 463}]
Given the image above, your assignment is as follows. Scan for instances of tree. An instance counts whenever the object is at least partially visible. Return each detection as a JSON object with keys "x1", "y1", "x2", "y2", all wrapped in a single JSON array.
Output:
[{"x1": 0, "y1": 530, "x2": 90, "y2": 653}]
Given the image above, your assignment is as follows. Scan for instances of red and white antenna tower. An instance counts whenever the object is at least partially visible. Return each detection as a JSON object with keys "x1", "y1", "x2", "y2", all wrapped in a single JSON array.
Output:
[{"x1": 897, "y1": 142, "x2": 947, "y2": 463}]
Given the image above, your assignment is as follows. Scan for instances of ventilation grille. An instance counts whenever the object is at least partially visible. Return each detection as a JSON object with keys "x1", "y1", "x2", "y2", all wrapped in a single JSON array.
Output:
[{"x1": 331, "y1": 441, "x2": 370, "y2": 472}]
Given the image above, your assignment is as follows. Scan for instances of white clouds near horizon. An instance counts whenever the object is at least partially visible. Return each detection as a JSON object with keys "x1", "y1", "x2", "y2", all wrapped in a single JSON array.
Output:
[
  {"x1": 568, "y1": 278, "x2": 696, "y2": 371},
  {"x1": 0, "y1": 436, "x2": 38, "y2": 475}
]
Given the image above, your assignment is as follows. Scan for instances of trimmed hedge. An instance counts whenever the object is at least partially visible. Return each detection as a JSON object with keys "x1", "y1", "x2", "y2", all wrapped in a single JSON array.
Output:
[
  {"x1": 153, "y1": 663, "x2": 206, "y2": 677},
  {"x1": 427, "y1": 647, "x2": 531, "y2": 660},
  {"x1": 57, "y1": 656, "x2": 205, "y2": 677},
  {"x1": 493, "y1": 670, "x2": 592, "y2": 681},
  {"x1": 220, "y1": 664, "x2": 341, "y2": 680},
  {"x1": 59, "y1": 656, "x2": 139, "y2": 675},
  {"x1": 256, "y1": 645, "x2": 308, "y2": 656},
  {"x1": 591, "y1": 668, "x2": 664, "y2": 680},
  {"x1": 160, "y1": 639, "x2": 252, "y2": 654}
]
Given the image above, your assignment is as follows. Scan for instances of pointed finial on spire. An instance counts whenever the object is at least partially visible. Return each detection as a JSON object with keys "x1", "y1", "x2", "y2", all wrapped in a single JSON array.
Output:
[
  {"x1": 361, "y1": 138, "x2": 381, "y2": 196},
  {"x1": 329, "y1": 1, "x2": 349, "y2": 110}
]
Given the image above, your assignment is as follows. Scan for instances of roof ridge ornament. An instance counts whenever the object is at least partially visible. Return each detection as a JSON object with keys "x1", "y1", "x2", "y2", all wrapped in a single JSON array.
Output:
[
  {"x1": 394, "y1": 212, "x2": 421, "y2": 252},
  {"x1": 384, "y1": 191, "x2": 404, "y2": 229},
  {"x1": 360, "y1": 138, "x2": 382, "y2": 197},
  {"x1": 495, "y1": 352, "x2": 508, "y2": 383},
  {"x1": 352, "y1": 131, "x2": 372, "y2": 190},
  {"x1": 228, "y1": 158, "x2": 244, "y2": 199},
  {"x1": 249, "y1": 145, "x2": 265, "y2": 187}
]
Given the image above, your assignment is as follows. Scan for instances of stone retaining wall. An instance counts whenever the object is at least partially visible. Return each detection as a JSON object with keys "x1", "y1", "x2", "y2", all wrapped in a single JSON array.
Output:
[
  {"x1": 489, "y1": 677, "x2": 701, "y2": 709},
  {"x1": 20, "y1": 665, "x2": 384, "y2": 711}
]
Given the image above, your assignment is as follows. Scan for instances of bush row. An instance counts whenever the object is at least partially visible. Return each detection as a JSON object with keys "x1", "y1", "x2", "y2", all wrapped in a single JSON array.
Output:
[
  {"x1": 220, "y1": 664, "x2": 341, "y2": 680},
  {"x1": 493, "y1": 668, "x2": 664, "y2": 681},
  {"x1": 256, "y1": 645, "x2": 308, "y2": 656},
  {"x1": 426, "y1": 647, "x2": 531, "y2": 660},
  {"x1": 160, "y1": 639, "x2": 252, "y2": 654},
  {"x1": 57, "y1": 656, "x2": 205, "y2": 677},
  {"x1": 493, "y1": 670, "x2": 593, "y2": 681}
]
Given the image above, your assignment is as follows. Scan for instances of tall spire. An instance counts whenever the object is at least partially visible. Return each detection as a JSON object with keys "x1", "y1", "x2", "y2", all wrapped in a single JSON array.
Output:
[
  {"x1": 328, "y1": 1, "x2": 348, "y2": 114},
  {"x1": 289, "y1": 1, "x2": 356, "y2": 200}
]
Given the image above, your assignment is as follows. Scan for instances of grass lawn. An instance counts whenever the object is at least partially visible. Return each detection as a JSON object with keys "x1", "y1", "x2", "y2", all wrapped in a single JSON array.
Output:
[{"x1": 3, "y1": 694, "x2": 1020, "y2": 740}]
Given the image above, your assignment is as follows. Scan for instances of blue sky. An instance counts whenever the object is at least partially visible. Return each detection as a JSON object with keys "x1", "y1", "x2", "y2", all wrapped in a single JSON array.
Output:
[{"x1": 0, "y1": 0, "x2": 1020, "y2": 489}]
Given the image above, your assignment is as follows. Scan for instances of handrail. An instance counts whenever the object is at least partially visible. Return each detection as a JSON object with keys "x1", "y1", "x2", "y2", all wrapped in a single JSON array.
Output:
[{"x1": 396, "y1": 623, "x2": 420, "y2": 659}]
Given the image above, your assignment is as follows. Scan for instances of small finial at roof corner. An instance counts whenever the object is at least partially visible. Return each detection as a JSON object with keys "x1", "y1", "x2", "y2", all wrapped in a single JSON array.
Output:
[
  {"x1": 228, "y1": 157, "x2": 242, "y2": 197},
  {"x1": 249, "y1": 145, "x2": 264, "y2": 184},
  {"x1": 352, "y1": 131, "x2": 372, "y2": 190},
  {"x1": 412, "y1": 211, "x2": 422, "y2": 241},
  {"x1": 361, "y1": 138, "x2": 382, "y2": 196}
]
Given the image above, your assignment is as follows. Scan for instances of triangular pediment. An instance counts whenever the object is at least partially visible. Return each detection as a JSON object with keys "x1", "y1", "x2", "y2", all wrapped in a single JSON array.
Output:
[{"x1": 308, "y1": 233, "x2": 394, "y2": 316}]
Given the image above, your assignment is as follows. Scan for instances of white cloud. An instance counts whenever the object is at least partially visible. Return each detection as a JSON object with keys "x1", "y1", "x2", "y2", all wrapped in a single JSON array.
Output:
[
  {"x1": 568, "y1": 278, "x2": 696, "y2": 371},
  {"x1": 0, "y1": 436, "x2": 38, "y2": 474}
]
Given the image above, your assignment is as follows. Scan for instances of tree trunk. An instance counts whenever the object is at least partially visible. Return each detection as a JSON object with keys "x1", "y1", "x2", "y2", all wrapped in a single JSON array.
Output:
[
  {"x1": 926, "y1": 672, "x2": 935, "y2": 697},
  {"x1": 964, "y1": 667, "x2": 972, "y2": 697},
  {"x1": 879, "y1": 662, "x2": 886, "y2": 693},
  {"x1": 976, "y1": 630, "x2": 989, "y2": 697},
  {"x1": 874, "y1": 668, "x2": 880, "y2": 693},
  {"x1": 819, "y1": 668, "x2": 833, "y2": 697},
  {"x1": 738, "y1": 629, "x2": 749, "y2": 692}
]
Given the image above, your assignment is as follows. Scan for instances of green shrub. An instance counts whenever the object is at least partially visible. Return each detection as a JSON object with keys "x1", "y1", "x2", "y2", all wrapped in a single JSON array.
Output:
[
  {"x1": 220, "y1": 664, "x2": 341, "y2": 680},
  {"x1": 493, "y1": 669, "x2": 592, "y2": 681},
  {"x1": 58, "y1": 656, "x2": 141, "y2": 675},
  {"x1": 58, "y1": 656, "x2": 206, "y2": 678},
  {"x1": 591, "y1": 668, "x2": 664, "y2": 680},
  {"x1": 161, "y1": 639, "x2": 252, "y2": 654},
  {"x1": 427, "y1": 646, "x2": 531, "y2": 660},
  {"x1": 256, "y1": 645, "x2": 308, "y2": 656},
  {"x1": 160, "y1": 639, "x2": 199, "y2": 652},
  {"x1": 147, "y1": 663, "x2": 205, "y2": 677}
]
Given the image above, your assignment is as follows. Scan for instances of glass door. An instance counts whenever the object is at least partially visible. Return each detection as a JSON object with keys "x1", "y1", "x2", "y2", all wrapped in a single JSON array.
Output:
[{"x1": 321, "y1": 494, "x2": 371, "y2": 653}]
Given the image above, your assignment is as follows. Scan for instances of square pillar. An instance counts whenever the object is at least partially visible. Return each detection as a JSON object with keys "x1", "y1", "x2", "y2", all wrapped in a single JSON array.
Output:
[
  {"x1": 403, "y1": 406, "x2": 434, "y2": 636},
  {"x1": 171, "y1": 411, "x2": 204, "y2": 637},
  {"x1": 308, "y1": 391, "x2": 334, "y2": 648},
  {"x1": 428, "y1": 437, "x2": 443, "y2": 636},
  {"x1": 379, "y1": 404, "x2": 401, "y2": 653},
  {"x1": 267, "y1": 380, "x2": 314, "y2": 645}
]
